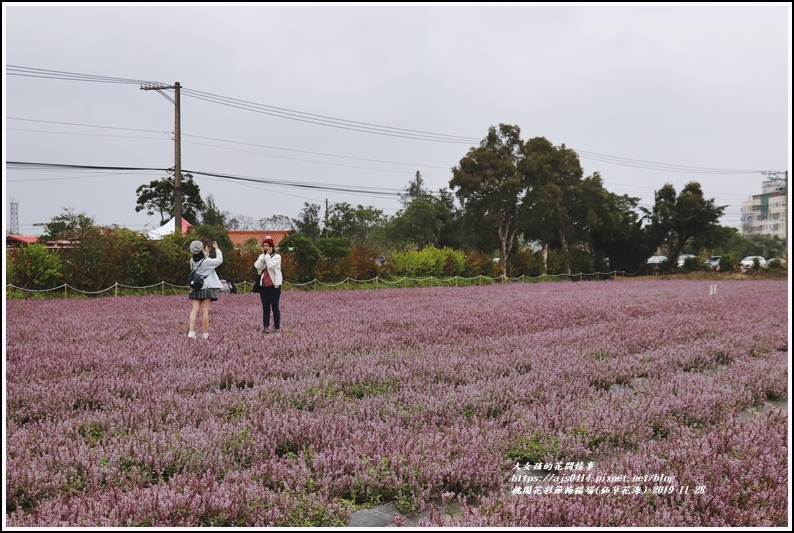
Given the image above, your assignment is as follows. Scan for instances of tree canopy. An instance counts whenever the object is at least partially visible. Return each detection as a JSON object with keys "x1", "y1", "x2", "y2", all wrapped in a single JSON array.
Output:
[
  {"x1": 135, "y1": 173, "x2": 205, "y2": 225},
  {"x1": 643, "y1": 182, "x2": 726, "y2": 264}
]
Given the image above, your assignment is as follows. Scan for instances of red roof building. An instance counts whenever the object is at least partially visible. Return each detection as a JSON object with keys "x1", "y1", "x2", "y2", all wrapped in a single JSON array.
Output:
[{"x1": 6, "y1": 235, "x2": 39, "y2": 248}]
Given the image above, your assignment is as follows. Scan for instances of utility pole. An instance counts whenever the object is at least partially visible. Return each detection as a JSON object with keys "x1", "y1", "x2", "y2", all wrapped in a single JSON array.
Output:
[
  {"x1": 141, "y1": 82, "x2": 183, "y2": 234},
  {"x1": 762, "y1": 170, "x2": 788, "y2": 245}
]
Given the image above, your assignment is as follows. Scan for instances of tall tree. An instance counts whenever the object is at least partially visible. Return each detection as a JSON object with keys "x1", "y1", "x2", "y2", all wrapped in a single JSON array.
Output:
[
  {"x1": 389, "y1": 172, "x2": 454, "y2": 251},
  {"x1": 450, "y1": 124, "x2": 530, "y2": 279},
  {"x1": 388, "y1": 197, "x2": 444, "y2": 251},
  {"x1": 292, "y1": 202, "x2": 322, "y2": 240},
  {"x1": 520, "y1": 139, "x2": 585, "y2": 275},
  {"x1": 586, "y1": 185, "x2": 647, "y2": 271},
  {"x1": 135, "y1": 173, "x2": 205, "y2": 225},
  {"x1": 400, "y1": 171, "x2": 429, "y2": 205},
  {"x1": 201, "y1": 194, "x2": 228, "y2": 227},
  {"x1": 325, "y1": 202, "x2": 385, "y2": 249},
  {"x1": 643, "y1": 182, "x2": 726, "y2": 264}
]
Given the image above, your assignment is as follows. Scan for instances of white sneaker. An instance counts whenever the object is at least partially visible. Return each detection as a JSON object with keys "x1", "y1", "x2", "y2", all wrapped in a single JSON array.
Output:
[
  {"x1": 202, "y1": 332, "x2": 209, "y2": 339},
  {"x1": 188, "y1": 331, "x2": 197, "y2": 339}
]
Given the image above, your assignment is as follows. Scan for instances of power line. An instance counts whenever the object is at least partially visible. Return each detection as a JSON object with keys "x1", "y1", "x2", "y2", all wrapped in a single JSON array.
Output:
[
  {"x1": 5, "y1": 160, "x2": 414, "y2": 198},
  {"x1": 180, "y1": 87, "x2": 481, "y2": 144}
]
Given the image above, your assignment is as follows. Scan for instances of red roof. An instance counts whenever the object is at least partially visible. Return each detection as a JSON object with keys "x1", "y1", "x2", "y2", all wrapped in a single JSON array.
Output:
[
  {"x1": 227, "y1": 230, "x2": 291, "y2": 249},
  {"x1": 7, "y1": 235, "x2": 39, "y2": 244},
  {"x1": 6, "y1": 235, "x2": 39, "y2": 247}
]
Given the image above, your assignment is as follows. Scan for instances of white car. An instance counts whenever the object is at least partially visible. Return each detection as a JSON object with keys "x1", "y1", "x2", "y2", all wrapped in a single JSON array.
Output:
[
  {"x1": 740, "y1": 256, "x2": 767, "y2": 269},
  {"x1": 647, "y1": 256, "x2": 668, "y2": 264},
  {"x1": 677, "y1": 254, "x2": 696, "y2": 268}
]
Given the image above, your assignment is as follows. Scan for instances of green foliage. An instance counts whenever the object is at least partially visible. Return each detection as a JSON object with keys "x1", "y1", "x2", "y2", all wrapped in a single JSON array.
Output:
[
  {"x1": 98, "y1": 228, "x2": 155, "y2": 286},
  {"x1": 324, "y1": 202, "x2": 386, "y2": 249},
  {"x1": 507, "y1": 250, "x2": 543, "y2": 277},
  {"x1": 35, "y1": 207, "x2": 96, "y2": 242},
  {"x1": 6, "y1": 244, "x2": 63, "y2": 289},
  {"x1": 388, "y1": 196, "x2": 450, "y2": 251},
  {"x1": 504, "y1": 432, "x2": 562, "y2": 465},
  {"x1": 134, "y1": 173, "x2": 205, "y2": 225},
  {"x1": 150, "y1": 232, "x2": 193, "y2": 285},
  {"x1": 292, "y1": 202, "x2": 322, "y2": 240},
  {"x1": 279, "y1": 233, "x2": 321, "y2": 283},
  {"x1": 767, "y1": 257, "x2": 786, "y2": 269},
  {"x1": 387, "y1": 246, "x2": 466, "y2": 277},
  {"x1": 200, "y1": 194, "x2": 227, "y2": 227},
  {"x1": 718, "y1": 252, "x2": 741, "y2": 272},
  {"x1": 681, "y1": 255, "x2": 707, "y2": 272},
  {"x1": 643, "y1": 182, "x2": 726, "y2": 262},
  {"x1": 450, "y1": 124, "x2": 530, "y2": 277},
  {"x1": 745, "y1": 234, "x2": 787, "y2": 259}
]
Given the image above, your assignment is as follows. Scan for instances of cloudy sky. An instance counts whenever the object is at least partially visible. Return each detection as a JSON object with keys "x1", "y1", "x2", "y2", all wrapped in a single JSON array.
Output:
[{"x1": 3, "y1": 3, "x2": 791, "y2": 237}]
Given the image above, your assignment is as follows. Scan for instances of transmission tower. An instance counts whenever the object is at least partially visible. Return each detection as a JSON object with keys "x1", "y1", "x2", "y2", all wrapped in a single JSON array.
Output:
[{"x1": 10, "y1": 198, "x2": 19, "y2": 235}]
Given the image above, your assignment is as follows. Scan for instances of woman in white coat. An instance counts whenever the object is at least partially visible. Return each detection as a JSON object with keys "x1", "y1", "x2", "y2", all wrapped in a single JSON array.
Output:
[{"x1": 254, "y1": 237, "x2": 283, "y2": 334}]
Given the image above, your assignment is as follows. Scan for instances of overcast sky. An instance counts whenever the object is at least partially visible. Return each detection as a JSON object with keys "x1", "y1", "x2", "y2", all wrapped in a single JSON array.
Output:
[{"x1": 3, "y1": 2, "x2": 791, "y2": 237}]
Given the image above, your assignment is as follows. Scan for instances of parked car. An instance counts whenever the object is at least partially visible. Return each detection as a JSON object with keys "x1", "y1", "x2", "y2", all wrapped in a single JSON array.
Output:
[
  {"x1": 647, "y1": 255, "x2": 668, "y2": 265},
  {"x1": 677, "y1": 254, "x2": 696, "y2": 268},
  {"x1": 706, "y1": 256, "x2": 721, "y2": 269},
  {"x1": 740, "y1": 256, "x2": 767, "y2": 269}
]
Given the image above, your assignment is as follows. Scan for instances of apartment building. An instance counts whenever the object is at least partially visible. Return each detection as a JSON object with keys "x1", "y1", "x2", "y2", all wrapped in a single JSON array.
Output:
[{"x1": 740, "y1": 179, "x2": 787, "y2": 239}]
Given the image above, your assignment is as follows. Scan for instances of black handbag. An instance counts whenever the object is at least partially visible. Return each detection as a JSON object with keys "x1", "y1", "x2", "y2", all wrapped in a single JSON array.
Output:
[{"x1": 252, "y1": 276, "x2": 261, "y2": 293}]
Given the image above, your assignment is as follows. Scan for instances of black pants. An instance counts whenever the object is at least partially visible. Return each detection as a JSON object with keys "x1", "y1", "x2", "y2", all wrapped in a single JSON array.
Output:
[{"x1": 259, "y1": 285, "x2": 281, "y2": 330}]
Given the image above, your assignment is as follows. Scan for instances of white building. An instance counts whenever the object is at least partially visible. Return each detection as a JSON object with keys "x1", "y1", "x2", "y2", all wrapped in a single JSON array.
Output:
[{"x1": 740, "y1": 179, "x2": 787, "y2": 240}]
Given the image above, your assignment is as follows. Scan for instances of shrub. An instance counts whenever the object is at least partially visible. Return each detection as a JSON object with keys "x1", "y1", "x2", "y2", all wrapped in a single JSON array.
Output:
[{"x1": 6, "y1": 244, "x2": 63, "y2": 290}]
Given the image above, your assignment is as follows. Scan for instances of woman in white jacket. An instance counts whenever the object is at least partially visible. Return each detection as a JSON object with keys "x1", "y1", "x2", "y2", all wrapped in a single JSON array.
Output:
[
  {"x1": 254, "y1": 237, "x2": 283, "y2": 334},
  {"x1": 187, "y1": 240, "x2": 223, "y2": 339}
]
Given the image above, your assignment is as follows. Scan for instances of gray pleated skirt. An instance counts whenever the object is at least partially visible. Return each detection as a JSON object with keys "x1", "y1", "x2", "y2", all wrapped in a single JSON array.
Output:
[{"x1": 189, "y1": 288, "x2": 218, "y2": 301}]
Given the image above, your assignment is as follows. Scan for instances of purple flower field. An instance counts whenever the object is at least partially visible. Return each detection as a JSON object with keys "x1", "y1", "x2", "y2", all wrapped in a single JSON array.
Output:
[{"x1": 5, "y1": 279, "x2": 789, "y2": 527}]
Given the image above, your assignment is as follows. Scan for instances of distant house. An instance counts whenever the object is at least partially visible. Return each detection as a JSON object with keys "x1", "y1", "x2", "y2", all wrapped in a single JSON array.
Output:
[
  {"x1": 227, "y1": 230, "x2": 291, "y2": 249},
  {"x1": 45, "y1": 238, "x2": 81, "y2": 249},
  {"x1": 6, "y1": 235, "x2": 38, "y2": 248}
]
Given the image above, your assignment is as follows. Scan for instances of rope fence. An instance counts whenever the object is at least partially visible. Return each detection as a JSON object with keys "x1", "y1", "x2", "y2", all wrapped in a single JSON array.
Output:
[{"x1": 6, "y1": 271, "x2": 628, "y2": 299}]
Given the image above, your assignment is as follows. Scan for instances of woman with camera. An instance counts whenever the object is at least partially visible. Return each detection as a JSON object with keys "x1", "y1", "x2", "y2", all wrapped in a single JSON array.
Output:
[
  {"x1": 254, "y1": 237, "x2": 283, "y2": 334},
  {"x1": 188, "y1": 240, "x2": 223, "y2": 339}
]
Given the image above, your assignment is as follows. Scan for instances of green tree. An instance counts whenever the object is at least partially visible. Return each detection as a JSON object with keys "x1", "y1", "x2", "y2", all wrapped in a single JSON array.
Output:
[
  {"x1": 201, "y1": 194, "x2": 228, "y2": 227},
  {"x1": 643, "y1": 182, "x2": 726, "y2": 265},
  {"x1": 586, "y1": 185, "x2": 647, "y2": 272},
  {"x1": 7, "y1": 243, "x2": 63, "y2": 290},
  {"x1": 520, "y1": 139, "x2": 586, "y2": 275},
  {"x1": 746, "y1": 234, "x2": 787, "y2": 259},
  {"x1": 313, "y1": 237, "x2": 352, "y2": 281},
  {"x1": 389, "y1": 171, "x2": 456, "y2": 251},
  {"x1": 388, "y1": 198, "x2": 444, "y2": 251},
  {"x1": 293, "y1": 202, "x2": 323, "y2": 240},
  {"x1": 450, "y1": 124, "x2": 529, "y2": 279},
  {"x1": 97, "y1": 227, "x2": 154, "y2": 287},
  {"x1": 325, "y1": 202, "x2": 385, "y2": 249},
  {"x1": 135, "y1": 173, "x2": 205, "y2": 225},
  {"x1": 435, "y1": 188, "x2": 464, "y2": 250},
  {"x1": 35, "y1": 207, "x2": 96, "y2": 243},
  {"x1": 278, "y1": 232, "x2": 321, "y2": 282}
]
